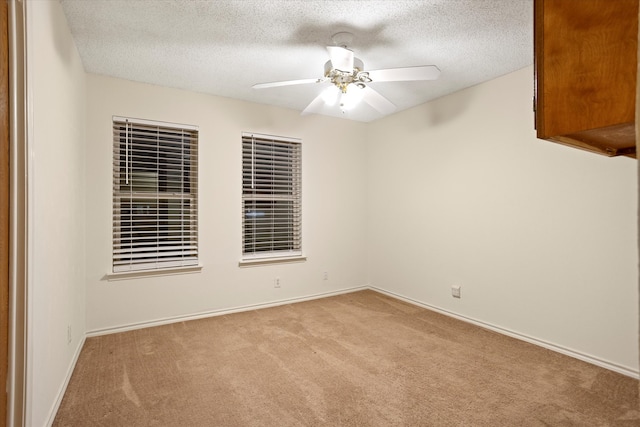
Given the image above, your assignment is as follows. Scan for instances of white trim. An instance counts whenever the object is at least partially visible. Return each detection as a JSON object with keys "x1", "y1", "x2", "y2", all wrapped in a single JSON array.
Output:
[
  {"x1": 24, "y1": 0, "x2": 34, "y2": 424},
  {"x1": 238, "y1": 255, "x2": 306, "y2": 267},
  {"x1": 241, "y1": 131, "x2": 301, "y2": 144},
  {"x1": 106, "y1": 264, "x2": 203, "y2": 281},
  {"x1": 8, "y1": 1, "x2": 27, "y2": 425},
  {"x1": 86, "y1": 285, "x2": 638, "y2": 380},
  {"x1": 112, "y1": 115, "x2": 198, "y2": 131},
  {"x1": 370, "y1": 286, "x2": 640, "y2": 379},
  {"x1": 44, "y1": 336, "x2": 86, "y2": 427},
  {"x1": 86, "y1": 286, "x2": 367, "y2": 337}
]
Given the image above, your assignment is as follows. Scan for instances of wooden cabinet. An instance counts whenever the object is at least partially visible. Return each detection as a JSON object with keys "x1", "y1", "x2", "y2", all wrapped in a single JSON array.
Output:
[{"x1": 534, "y1": 0, "x2": 638, "y2": 158}]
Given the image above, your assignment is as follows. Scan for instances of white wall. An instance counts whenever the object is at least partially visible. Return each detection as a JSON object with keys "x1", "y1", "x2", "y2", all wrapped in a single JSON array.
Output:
[
  {"x1": 28, "y1": 1, "x2": 87, "y2": 425},
  {"x1": 29, "y1": 7, "x2": 639, "y2": 423},
  {"x1": 366, "y1": 66, "x2": 639, "y2": 375},
  {"x1": 84, "y1": 75, "x2": 369, "y2": 332}
]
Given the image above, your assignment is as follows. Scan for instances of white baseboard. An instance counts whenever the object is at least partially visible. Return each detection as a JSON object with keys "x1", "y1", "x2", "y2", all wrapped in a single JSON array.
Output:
[
  {"x1": 86, "y1": 285, "x2": 368, "y2": 337},
  {"x1": 84, "y1": 284, "x2": 638, "y2": 379},
  {"x1": 370, "y1": 286, "x2": 640, "y2": 379},
  {"x1": 45, "y1": 285, "x2": 639, "y2": 427},
  {"x1": 46, "y1": 335, "x2": 86, "y2": 427}
]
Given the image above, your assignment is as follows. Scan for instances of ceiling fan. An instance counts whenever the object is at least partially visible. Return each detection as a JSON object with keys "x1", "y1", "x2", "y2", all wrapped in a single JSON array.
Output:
[{"x1": 252, "y1": 32, "x2": 441, "y2": 116}]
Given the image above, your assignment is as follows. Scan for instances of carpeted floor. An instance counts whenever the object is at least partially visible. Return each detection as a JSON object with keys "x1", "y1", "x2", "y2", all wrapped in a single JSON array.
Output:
[{"x1": 53, "y1": 290, "x2": 639, "y2": 426}]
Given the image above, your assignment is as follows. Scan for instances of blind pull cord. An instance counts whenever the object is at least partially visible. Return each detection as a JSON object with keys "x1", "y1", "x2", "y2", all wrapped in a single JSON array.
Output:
[{"x1": 125, "y1": 121, "x2": 129, "y2": 185}]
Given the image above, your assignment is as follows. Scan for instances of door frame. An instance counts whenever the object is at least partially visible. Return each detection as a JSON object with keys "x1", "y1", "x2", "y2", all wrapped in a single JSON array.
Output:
[
  {"x1": 6, "y1": 0, "x2": 27, "y2": 425},
  {"x1": 0, "y1": 0, "x2": 9, "y2": 424}
]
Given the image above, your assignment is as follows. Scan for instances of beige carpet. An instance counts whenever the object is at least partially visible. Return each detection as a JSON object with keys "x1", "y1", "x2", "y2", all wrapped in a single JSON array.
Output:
[{"x1": 53, "y1": 290, "x2": 639, "y2": 426}]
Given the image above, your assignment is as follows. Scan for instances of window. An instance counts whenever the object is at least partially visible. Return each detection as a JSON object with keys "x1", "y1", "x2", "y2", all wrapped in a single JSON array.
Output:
[
  {"x1": 112, "y1": 116, "x2": 198, "y2": 272},
  {"x1": 242, "y1": 132, "x2": 301, "y2": 260}
]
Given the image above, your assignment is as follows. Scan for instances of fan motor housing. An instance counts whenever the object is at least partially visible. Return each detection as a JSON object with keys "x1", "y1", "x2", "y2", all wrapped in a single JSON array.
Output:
[
  {"x1": 323, "y1": 58, "x2": 364, "y2": 75},
  {"x1": 324, "y1": 58, "x2": 371, "y2": 92}
]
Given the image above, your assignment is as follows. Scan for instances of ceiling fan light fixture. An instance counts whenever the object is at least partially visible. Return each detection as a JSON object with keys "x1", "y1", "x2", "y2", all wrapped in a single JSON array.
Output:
[
  {"x1": 339, "y1": 85, "x2": 364, "y2": 112},
  {"x1": 324, "y1": 56, "x2": 367, "y2": 94},
  {"x1": 253, "y1": 32, "x2": 439, "y2": 117},
  {"x1": 357, "y1": 71, "x2": 372, "y2": 83},
  {"x1": 321, "y1": 85, "x2": 340, "y2": 106}
]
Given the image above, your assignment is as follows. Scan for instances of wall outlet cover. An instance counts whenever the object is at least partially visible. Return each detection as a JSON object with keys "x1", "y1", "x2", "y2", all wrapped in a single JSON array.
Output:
[{"x1": 452, "y1": 285, "x2": 461, "y2": 298}]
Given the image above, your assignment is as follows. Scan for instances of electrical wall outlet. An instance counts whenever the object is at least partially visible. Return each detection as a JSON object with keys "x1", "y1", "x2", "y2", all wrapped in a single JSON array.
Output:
[
  {"x1": 323, "y1": 271, "x2": 328, "y2": 281},
  {"x1": 451, "y1": 285, "x2": 461, "y2": 298},
  {"x1": 67, "y1": 325, "x2": 72, "y2": 344},
  {"x1": 274, "y1": 277, "x2": 281, "y2": 288}
]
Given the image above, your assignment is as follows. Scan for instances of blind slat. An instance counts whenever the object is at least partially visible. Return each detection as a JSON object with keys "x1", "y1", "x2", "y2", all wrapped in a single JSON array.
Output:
[
  {"x1": 242, "y1": 134, "x2": 302, "y2": 258},
  {"x1": 113, "y1": 117, "x2": 199, "y2": 272}
]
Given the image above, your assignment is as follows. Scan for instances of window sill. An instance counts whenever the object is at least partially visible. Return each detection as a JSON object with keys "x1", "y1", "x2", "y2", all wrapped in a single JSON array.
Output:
[
  {"x1": 105, "y1": 264, "x2": 203, "y2": 281},
  {"x1": 238, "y1": 256, "x2": 307, "y2": 267}
]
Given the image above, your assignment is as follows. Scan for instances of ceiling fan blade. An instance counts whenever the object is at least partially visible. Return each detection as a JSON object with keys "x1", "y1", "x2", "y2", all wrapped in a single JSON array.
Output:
[
  {"x1": 301, "y1": 91, "x2": 327, "y2": 116},
  {"x1": 360, "y1": 86, "x2": 396, "y2": 115},
  {"x1": 253, "y1": 78, "x2": 321, "y2": 89},
  {"x1": 367, "y1": 65, "x2": 441, "y2": 82},
  {"x1": 327, "y1": 46, "x2": 354, "y2": 71}
]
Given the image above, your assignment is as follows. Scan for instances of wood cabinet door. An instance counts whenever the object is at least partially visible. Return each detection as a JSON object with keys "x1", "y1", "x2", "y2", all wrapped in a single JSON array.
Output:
[{"x1": 534, "y1": 0, "x2": 638, "y2": 157}]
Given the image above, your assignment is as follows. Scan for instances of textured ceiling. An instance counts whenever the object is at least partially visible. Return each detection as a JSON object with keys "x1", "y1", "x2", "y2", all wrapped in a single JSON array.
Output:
[{"x1": 60, "y1": 0, "x2": 534, "y2": 122}]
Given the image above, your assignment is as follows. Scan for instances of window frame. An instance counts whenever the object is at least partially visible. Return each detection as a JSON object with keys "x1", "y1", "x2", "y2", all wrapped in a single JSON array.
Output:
[
  {"x1": 241, "y1": 132, "x2": 302, "y2": 263},
  {"x1": 112, "y1": 116, "x2": 199, "y2": 274}
]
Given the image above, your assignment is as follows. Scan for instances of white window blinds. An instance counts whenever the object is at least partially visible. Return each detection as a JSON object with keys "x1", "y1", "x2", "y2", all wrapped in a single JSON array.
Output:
[
  {"x1": 113, "y1": 116, "x2": 199, "y2": 272},
  {"x1": 242, "y1": 132, "x2": 302, "y2": 259}
]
